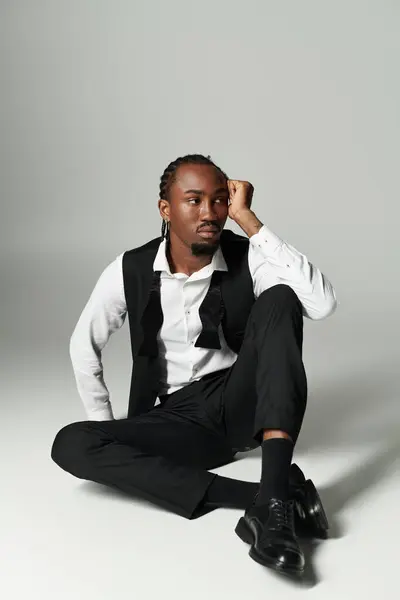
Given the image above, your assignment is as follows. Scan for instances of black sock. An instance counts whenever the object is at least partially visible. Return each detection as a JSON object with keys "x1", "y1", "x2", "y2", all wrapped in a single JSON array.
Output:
[
  {"x1": 202, "y1": 475, "x2": 259, "y2": 509},
  {"x1": 255, "y1": 437, "x2": 294, "y2": 505}
]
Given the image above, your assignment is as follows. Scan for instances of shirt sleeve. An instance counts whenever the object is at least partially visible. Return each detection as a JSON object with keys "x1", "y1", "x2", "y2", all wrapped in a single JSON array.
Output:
[
  {"x1": 69, "y1": 252, "x2": 127, "y2": 420},
  {"x1": 248, "y1": 225, "x2": 338, "y2": 320}
]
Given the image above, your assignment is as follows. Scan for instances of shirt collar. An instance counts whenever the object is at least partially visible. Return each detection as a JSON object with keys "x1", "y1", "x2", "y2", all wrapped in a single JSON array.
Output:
[{"x1": 153, "y1": 237, "x2": 228, "y2": 278}]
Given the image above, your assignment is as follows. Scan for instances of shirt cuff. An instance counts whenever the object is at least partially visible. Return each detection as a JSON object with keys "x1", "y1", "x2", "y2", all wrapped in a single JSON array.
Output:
[{"x1": 249, "y1": 224, "x2": 284, "y2": 255}]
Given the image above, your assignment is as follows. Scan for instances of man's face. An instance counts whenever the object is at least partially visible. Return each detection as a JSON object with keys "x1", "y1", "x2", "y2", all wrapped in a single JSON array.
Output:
[{"x1": 159, "y1": 163, "x2": 229, "y2": 256}]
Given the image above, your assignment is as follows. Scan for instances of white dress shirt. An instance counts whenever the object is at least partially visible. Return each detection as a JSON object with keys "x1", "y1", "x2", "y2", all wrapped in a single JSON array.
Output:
[{"x1": 69, "y1": 225, "x2": 338, "y2": 421}]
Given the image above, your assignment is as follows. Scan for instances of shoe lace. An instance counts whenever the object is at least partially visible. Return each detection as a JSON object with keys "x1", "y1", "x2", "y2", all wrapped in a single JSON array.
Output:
[{"x1": 269, "y1": 498, "x2": 295, "y2": 532}]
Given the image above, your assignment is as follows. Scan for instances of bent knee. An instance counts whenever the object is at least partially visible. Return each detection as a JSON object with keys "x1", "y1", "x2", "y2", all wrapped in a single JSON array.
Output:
[
  {"x1": 50, "y1": 421, "x2": 94, "y2": 476},
  {"x1": 255, "y1": 284, "x2": 302, "y2": 311},
  {"x1": 259, "y1": 284, "x2": 299, "y2": 302}
]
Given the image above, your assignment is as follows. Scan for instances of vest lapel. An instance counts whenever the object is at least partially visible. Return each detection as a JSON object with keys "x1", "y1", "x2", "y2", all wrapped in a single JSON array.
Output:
[{"x1": 138, "y1": 270, "x2": 163, "y2": 357}]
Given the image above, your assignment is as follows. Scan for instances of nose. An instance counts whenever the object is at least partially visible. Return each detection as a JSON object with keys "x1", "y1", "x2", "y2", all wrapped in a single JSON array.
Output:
[{"x1": 199, "y1": 199, "x2": 218, "y2": 220}]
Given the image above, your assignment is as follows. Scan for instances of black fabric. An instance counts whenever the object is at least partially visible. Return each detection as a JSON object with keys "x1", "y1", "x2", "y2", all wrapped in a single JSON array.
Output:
[
  {"x1": 138, "y1": 270, "x2": 163, "y2": 357},
  {"x1": 255, "y1": 437, "x2": 294, "y2": 504},
  {"x1": 51, "y1": 283, "x2": 308, "y2": 520},
  {"x1": 195, "y1": 270, "x2": 225, "y2": 350},
  {"x1": 202, "y1": 474, "x2": 259, "y2": 509}
]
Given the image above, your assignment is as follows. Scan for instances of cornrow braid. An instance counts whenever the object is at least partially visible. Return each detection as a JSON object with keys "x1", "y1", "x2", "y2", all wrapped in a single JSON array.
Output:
[
  {"x1": 159, "y1": 154, "x2": 229, "y2": 202},
  {"x1": 161, "y1": 218, "x2": 170, "y2": 241}
]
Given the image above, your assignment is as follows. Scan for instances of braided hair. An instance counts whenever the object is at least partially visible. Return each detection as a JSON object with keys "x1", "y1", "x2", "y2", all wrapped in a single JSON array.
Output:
[{"x1": 159, "y1": 154, "x2": 229, "y2": 240}]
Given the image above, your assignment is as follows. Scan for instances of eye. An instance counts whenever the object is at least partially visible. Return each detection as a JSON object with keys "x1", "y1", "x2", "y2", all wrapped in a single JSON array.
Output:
[{"x1": 187, "y1": 197, "x2": 227, "y2": 204}]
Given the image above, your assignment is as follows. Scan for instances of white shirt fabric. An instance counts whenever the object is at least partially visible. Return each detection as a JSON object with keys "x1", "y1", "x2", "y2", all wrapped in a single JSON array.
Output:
[{"x1": 69, "y1": 225, "x2": 338, "y2": 421}]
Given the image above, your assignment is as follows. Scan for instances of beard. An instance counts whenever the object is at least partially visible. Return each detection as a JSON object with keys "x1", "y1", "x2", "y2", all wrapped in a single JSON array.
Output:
[{"x1": 190, "y1": 241, "x2": 220, "y2": 256}]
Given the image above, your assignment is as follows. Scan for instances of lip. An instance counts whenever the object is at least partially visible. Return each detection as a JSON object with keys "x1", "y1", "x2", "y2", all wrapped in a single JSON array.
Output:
[{"x1": 198, "y1": 228, "x2": 220, "y2": 238}]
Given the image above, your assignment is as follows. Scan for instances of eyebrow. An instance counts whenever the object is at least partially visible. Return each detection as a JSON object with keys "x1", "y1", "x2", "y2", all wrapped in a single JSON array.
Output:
[{"x1": 183, "y1": 187, "x2": 228, "y2": 195}]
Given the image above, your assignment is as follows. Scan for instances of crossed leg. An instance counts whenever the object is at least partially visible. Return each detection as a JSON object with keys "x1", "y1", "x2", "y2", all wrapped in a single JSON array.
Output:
[{"x1": 51, "y1": 403, "x2": 235, "y2": 519}]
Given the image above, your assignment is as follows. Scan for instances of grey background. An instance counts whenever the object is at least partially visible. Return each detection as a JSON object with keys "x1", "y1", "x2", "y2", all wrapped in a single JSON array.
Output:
[{"x1": 1, "y1": 1, "x2": 399, "y2": 598}]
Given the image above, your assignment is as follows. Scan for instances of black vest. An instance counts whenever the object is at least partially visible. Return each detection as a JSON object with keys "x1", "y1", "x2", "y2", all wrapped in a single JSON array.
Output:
[{"x1": 122, "y1": 228, "x2": 255, "y2": 418}]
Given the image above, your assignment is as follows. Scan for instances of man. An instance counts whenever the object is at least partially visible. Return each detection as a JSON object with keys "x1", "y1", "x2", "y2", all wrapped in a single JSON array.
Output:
[{"x1": 51, "y1": 153, "x2": 337, "y2": 579}]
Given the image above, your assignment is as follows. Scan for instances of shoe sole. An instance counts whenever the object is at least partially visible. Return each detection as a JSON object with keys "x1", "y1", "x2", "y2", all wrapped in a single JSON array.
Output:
[{"x1": 235, "y1": 517, "x2": 304, "y2": 577}]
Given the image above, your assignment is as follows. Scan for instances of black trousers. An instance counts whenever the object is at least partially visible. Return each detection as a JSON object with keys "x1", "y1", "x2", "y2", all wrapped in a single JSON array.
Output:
[{"x1": 51, "y1": 284, "x2": 308, "y2": 519}]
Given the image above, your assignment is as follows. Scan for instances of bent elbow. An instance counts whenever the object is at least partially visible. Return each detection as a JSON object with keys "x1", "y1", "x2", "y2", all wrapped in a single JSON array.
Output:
[{"x1": 320, "y1": 297, "x2": 338, "y2": 319}]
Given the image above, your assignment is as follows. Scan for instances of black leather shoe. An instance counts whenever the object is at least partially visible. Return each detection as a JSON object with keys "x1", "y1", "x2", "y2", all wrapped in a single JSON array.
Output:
[
  {"x1": 235, "y1": 496, "x2": 305, "y2": 577},
  {"x1": 289, "y1": 463, "x2": 329, "y2": 539}
]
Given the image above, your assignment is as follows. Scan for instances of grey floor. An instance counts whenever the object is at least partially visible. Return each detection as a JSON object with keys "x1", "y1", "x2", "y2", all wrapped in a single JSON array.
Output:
[{"x1": 2, "y1": 296, "x2": 399, "y2": 599}]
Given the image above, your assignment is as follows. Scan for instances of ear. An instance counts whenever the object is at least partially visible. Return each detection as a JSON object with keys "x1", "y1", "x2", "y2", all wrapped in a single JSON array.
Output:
[{"x1": 158, "y1": 198, "x2": 170, "y2": 220}]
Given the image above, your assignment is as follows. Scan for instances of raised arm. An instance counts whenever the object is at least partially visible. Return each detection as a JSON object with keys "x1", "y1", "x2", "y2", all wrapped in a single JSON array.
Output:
[{"x1": 69, "y1": 253, "x2": 127, "y2": 420}]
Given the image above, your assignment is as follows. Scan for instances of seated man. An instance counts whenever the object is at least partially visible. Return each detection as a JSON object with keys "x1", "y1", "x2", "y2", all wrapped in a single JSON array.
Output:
[{"x1": 51, "y1": 153, "x2": 337, "y2": 579}]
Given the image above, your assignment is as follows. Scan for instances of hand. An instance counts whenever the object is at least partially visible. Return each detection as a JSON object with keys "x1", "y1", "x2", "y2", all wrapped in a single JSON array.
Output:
[{"x1": 227, "y1": 179, "x2": 254, "y2": 221}]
